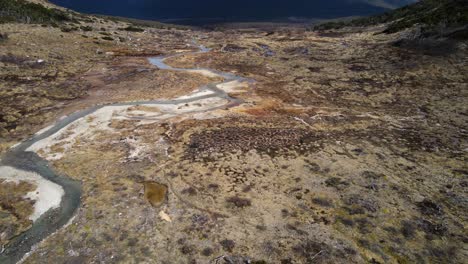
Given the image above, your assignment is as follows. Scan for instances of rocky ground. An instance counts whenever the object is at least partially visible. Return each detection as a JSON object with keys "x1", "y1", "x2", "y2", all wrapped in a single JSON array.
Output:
[{"x1": 1, "y1": 1, "x2": 467, "y2": 263}]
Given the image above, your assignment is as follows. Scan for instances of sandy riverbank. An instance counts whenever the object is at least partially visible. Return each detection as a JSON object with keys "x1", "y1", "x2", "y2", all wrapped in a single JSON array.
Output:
[{"x1": 0, "y1": 166, "x2": 64, "y2": 222}]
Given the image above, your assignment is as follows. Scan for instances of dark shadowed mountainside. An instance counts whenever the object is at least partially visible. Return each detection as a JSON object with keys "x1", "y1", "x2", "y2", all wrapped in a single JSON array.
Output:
[
  {"x1": 49, "y1": 0, "x2": 416, "y2": 24},
  {"x1": 315, "y1": 0, "x2": 468, "y2": 37}
]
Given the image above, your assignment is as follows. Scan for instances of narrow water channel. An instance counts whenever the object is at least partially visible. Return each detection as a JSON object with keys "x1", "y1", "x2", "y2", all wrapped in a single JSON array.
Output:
[{"x1": 0, "y1": 42, "x2": 251, "y2": 263}]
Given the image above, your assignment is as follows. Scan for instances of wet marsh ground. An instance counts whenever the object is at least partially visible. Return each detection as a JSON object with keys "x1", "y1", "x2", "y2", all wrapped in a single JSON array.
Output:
[{"x1": 1, "y1": 13, "x2": 467, "y2": 264}]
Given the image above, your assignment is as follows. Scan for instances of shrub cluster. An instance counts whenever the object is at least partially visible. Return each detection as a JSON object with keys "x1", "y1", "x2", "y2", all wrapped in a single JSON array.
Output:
[
  {"x1": 0, "y1": 0, "x2": 73, "y2": 24},
  {"x1": 314, "y1": 0, "x2": 468, "y2": 35},
  {"x1": 119, "y1": 25, "x2": 144, "y2": 32}
]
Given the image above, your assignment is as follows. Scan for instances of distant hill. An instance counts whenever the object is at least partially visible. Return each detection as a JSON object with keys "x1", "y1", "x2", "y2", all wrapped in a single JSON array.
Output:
[{"x1": 315, "y1": 0, "x2": 468, "y2": 37}]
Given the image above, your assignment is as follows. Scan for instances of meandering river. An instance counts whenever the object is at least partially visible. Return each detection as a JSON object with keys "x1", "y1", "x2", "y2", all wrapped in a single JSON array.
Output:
[{"x1": 0, "y1": 42, "x2": 250, "y2": 263}]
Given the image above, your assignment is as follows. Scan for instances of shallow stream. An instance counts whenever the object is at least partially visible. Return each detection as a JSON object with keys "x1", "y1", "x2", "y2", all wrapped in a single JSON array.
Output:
[{"x1": 0, "y1": 42, "x2": 250, "y2": 263}]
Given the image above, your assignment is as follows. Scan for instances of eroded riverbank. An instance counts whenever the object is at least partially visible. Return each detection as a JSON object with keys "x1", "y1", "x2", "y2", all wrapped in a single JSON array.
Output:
[{"x1": 0, "y1": 42, "x2": 251, "y2": 263}]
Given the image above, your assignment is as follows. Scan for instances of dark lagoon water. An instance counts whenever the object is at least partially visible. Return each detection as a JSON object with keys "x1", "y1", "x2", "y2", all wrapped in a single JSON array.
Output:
[{"x1": 50, "y1": 0, "x2": 416, "y2": 25}]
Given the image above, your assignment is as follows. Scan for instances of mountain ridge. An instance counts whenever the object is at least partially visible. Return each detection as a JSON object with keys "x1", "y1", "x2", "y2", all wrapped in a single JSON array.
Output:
[{"x1": 46, "y1": 0, "x2": 416, "y2": 24}]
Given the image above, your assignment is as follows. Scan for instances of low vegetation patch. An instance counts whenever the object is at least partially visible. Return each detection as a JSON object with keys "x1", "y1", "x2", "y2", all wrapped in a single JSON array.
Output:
[
  {"x1": 80, "y1": 25, "x2": 93, "y2": 31},
  {"x1": 0, "y1": 0, "x2": 74, "y2": 24},
  {"x1": 120, "y1": 25, "x2": 145, "y2": 32},
  {"x1": 226, "y1": 196, "x2": 252, "y2": 208},
  {"x1": 0, "y1": 32, "x2": 7, "y2": 41}
]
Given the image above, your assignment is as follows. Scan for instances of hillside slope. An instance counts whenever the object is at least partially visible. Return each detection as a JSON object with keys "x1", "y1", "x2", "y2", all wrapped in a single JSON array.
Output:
[
  {"x1": 315, "y1": 0, "x2": 468, "y2": 37},
  {"x1": 0, "y1": 0, "x2": 73, "y2": 24}
]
